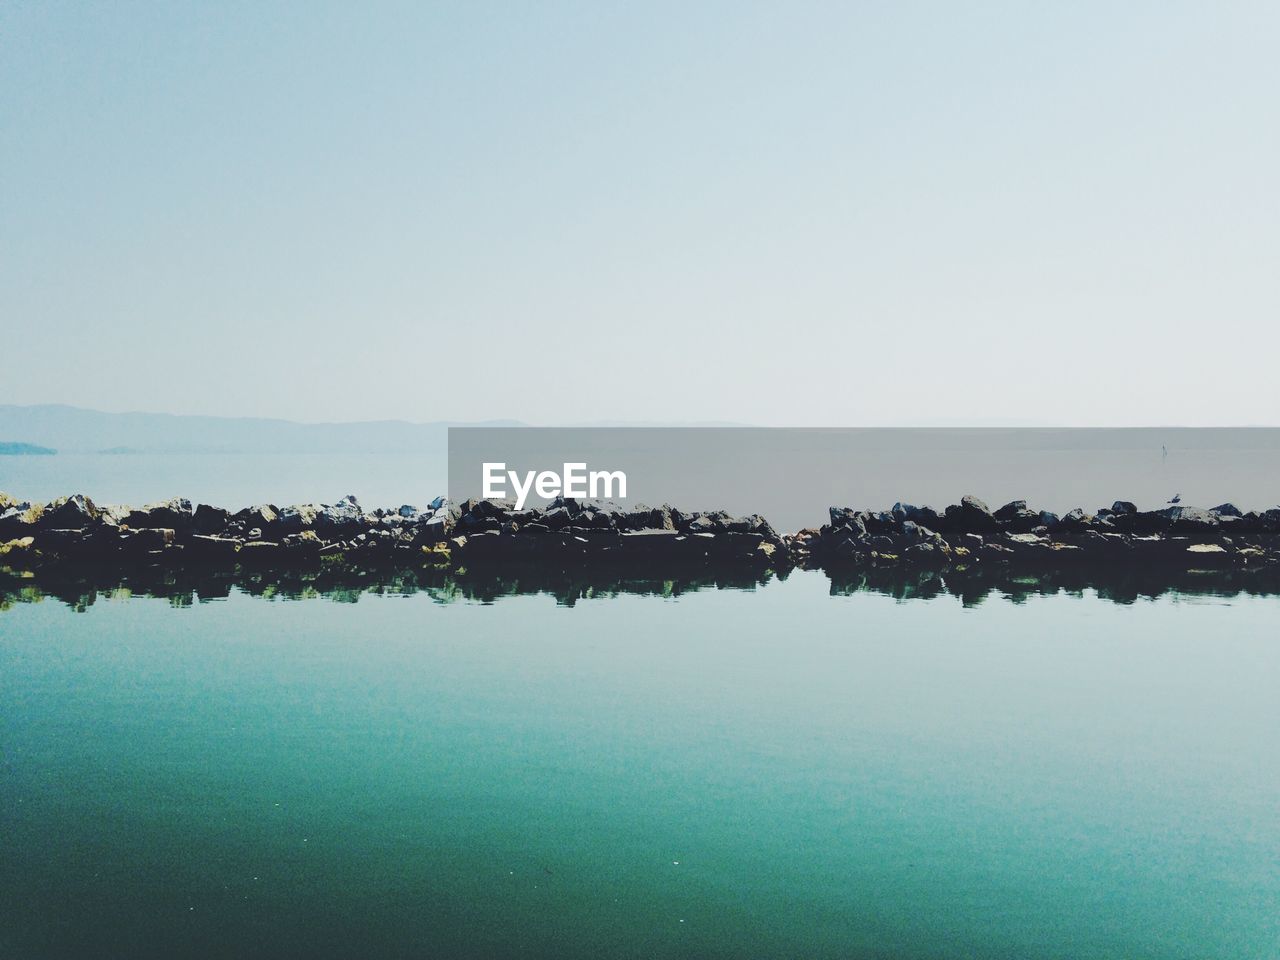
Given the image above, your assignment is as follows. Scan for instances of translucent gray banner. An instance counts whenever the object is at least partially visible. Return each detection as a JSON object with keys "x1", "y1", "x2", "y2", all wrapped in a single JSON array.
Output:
[{"x1": 448, "y1": 427, "x2": 1280, "y2": 532}]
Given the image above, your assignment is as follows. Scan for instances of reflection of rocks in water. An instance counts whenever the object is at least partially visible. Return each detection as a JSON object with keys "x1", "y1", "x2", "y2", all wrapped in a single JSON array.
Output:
[
  {"x1": 826, "y1": 564, "x2": 1280, "y2": 607},
  {"x1": 0, "y1": 559, "x2": 784, "y2": 612},
  {"x1": 3, "y1": 560, "x2": 1278, "y2": 612}
]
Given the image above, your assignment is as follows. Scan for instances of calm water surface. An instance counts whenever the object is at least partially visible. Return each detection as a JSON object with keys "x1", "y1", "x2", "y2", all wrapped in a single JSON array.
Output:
[{"x1": 2, "y1": 572, "x2": 1277, "y2": 959}]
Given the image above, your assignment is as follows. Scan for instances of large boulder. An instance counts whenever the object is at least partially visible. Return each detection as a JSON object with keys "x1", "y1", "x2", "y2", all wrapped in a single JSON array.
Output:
[
  {"x1": 994, "y1": 500, "x2": 1041, "y2": 532},
  {"x1": 0, "y1": 535, "x2": 36, "y2": 560},
  {"x1": 902, "y1": 541, "x2": 949, "y2": 566},
  {"x1": 685, "y1": 514, "x2": 721, "y2": 535},
  {"x1": 943, "y1": 495, "x2": 997, "y2": 533},
  {"x1": 192, "y1": 503, "x2": 231, "y2": 534},
  {"x1": 125, "y1": 497, "x2": 194, "y2": 531},
  {"x1": 1056, "y1": 508, "x2": 1092, "y2": 533},
  {"x1": 458, "y1": 497, "x2": 511, "y2": 532},
  {"x1": 97, "y1": 504, "x2": 131, "y2": 526},
  {"x1": 282, "y1": 530, "x2": 324, "y2": 554},
  {"x1": 276, "y1": 503, "x2": 320, "y2": 534},
  {"x1": 892, "y1": 503, "x2": 945, "y2": 528},
  {"x1": 233, "y1": 504, "x2": 278, "y2": 530},
  {"x1": 418, "y1": 502, "x2": 461, "y2": 541},
  {"x1": 621, "y1": 503, "x2": 674, "y2": 531},
  {"x1": 315, "y1": 495, "x2": 362, "y2": 533},
  {"x1": 1109, "y1": 510, "x2": 1172, "y2": 535},
  {"x1": 828, "y1": 507, "x2": 869, "y2": 535},
  {"x1": 118, "y1": 527, "x2": 175, "y2": 552},
  {"x1": 993, "y1": 500, "x2": 1027, "y2": 522},
  {"x1": 187, "y1": 534, "x2": 241, "y2": 561},
  {"x1": 899, "y1": 520, "x2": 933, "y2": 543},
  {"x1": 737, "y1": 513, "x2": 784, "y2": 547},
  {"x1": 0, "y1": 502, "x2": 43, "y2": 537},
  {"x1": 1159, "y1": 505, "x2": 1220, "y2": 535},
  {"x1": 39, "y1": 494, "x2": 99, "y2": 529}
]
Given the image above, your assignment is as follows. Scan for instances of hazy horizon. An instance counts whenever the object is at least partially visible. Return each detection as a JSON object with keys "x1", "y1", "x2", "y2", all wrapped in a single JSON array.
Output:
[
  {"x1": 5, "y1": 401, "x2": 1280, "y2": 431},
  {"x1": 4, "y1": 2, "x2": 1277, "y2": 426}
]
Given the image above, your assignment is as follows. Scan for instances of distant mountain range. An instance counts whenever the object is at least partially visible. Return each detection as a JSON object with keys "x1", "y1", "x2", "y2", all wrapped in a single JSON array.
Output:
[
  {"x1": 0, "y1": 441, "x2": 56, "y2": 455},
  {"x1": 0, "y1": 404, "x2": 523, "y2": 455}
]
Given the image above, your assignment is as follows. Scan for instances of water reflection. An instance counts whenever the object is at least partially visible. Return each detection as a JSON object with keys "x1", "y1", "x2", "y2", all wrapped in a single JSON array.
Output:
[
  {"x1": 825, "y1": 565, "x2": 1280, "y2": 606},
  {"x1": 3, "y1": 559, "x2": 1279, "y2": 612}
]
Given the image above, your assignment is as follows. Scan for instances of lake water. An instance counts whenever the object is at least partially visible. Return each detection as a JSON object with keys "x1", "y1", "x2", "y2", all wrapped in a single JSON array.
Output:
[{"x1": 2, "y1": 571, "x2": 1277, "y2": 959}]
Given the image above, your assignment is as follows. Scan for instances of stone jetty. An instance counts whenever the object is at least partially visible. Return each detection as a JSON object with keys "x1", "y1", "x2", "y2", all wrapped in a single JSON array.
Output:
[{"x1": 3, "y1": 492, "x2": 1280, "y2": 582}]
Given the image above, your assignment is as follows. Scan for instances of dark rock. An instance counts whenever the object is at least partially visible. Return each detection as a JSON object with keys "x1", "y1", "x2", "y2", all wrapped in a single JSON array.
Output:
[
  {"x1": 97, "y1": 504, "x2": 131, "y2": 526},
  {"x1": 193, "y1": 504, "x2": 231, "y2": 535},
  {"x1": 0, "y1": 534, "x2": 36, "y2": 560},
  {"x1": 187, "y1": 534, "x2": 241, "y2": 560},
  {"x1": 34, "y1": 528, "x2": 95, "y2": 553},
  {"x1": 891, "y1": 503, "x2": 944, "y2": 528},
  {"x1": 1110, "y1": 501, "x2": 1137, "y2": 516},
  {"x1": 419, "y1": 503, "x2": 460, "y2": 541},
  {"x1": 459, "y1": 498, "x2": 512, "y2": 531},
  {"x1": 687, "y1": 515, "x2": 721, "y2": 535},
  {"x1": 861, "y1": 511, "x2": 898, "y2": 534},
  {"x1": 619, "y1": 503, "x2": 672, "y2": 531},
  {"x1": 1261, "y1": 509, "x2": 1280, "y2": 533},
  {"x1": 902, "y1": 541, "x2": 948, "y2": 566},
  {"x1": 238, "y1": 541, "x2": 281, "y2": 563},
  {"x1": 121, "y1": 528, "x2": 175, "y2": 550},
  {"x1": 1160, "y1": 506, "x2": 1220, "y2": 535},
  {"x1": 585, "y1": 509, "x2": 615, "y2": 530},
  {"x1": 1057, "y1": 508, "x2": 1091, "y2": 533},
  {"x1": 828, "y1": 508, "x2": 869, "y2": 540},
  {"x1": 993, "y1": 500, "x2": 1028, "y2": 522},
  {"x1": 315, "y1": 497, "x2": 361, "y2": 533},
  {"x1": 994, "y1": 500, "x2": 1041, "y2": 532},
  {"x1": 230, "y1": 504, "x2": 278, "y2": 533},
  {"x1": 1210, "y1": 503, "x2": 1242, "y2": 518},
  {"x1": 944, "y1": 495, "x2": 997, "y2": 533},
  {"x1": 900, "y1": 520, "x2": 933, "y2": 543},
  {"x1": 276, "y1": 504, "x2": 320, "y2": 533},
  {"x1": 1182, "y1": 542, "x2": 1233, "y2": 568},
  {"x1": 1075, "y1": 530, "x2": 1132, "y2": 559},
  {"x1": 0, "y1": 503, "x2": 43, "y2": 537},
  {"x1": 125, "y1": 498, "x2": 194, "y2": 531},
  {"x1": 1110, "y1": 510, "x2": 1172, "y2": 535},
  {"x1": 619, "y1": 528, "x2": 683, "y2": 554},
  {"x1": 40, "y1": 494, "x2": 99, "y2": 529}
]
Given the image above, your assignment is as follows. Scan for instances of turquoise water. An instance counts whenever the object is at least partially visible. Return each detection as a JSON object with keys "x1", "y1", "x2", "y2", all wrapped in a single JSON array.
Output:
[{"x1": 2, "y1": 573, "x2": 1278, "y2": 958}]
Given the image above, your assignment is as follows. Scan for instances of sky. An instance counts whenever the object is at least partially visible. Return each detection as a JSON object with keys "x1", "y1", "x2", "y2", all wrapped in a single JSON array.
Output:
[{"x1": 2, "y1": 1, "x2": 1277, "y2": 426}]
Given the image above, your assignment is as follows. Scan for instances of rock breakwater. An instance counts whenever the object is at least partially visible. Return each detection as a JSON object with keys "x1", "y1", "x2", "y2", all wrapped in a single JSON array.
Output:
[{"x1": 3, "y1": 492, "x2": 1279, "y2": 582}]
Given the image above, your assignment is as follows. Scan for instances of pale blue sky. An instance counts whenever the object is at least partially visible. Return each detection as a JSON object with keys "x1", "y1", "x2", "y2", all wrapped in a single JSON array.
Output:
[{"x1": 2, "y1": 1, "x2": 1277, "y2": 425}]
